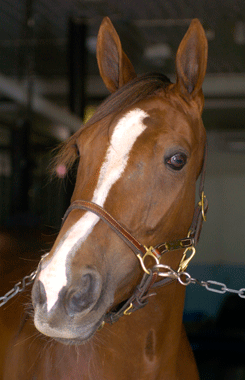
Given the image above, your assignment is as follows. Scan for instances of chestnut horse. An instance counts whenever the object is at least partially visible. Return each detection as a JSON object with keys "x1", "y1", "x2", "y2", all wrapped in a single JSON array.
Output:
[{"x1": 3, "y1": 17, "x2": 208, "y2": 379}]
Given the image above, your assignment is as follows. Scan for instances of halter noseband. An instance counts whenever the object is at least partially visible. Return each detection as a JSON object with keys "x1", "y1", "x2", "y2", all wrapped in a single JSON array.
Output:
[{"x1": 61, "y1": 144, "x2": 208, "y2": 324}]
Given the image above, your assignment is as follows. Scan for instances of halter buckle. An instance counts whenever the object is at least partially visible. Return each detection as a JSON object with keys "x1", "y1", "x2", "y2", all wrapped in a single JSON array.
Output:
[
  {"x1": 137, "y1": 246, "x2": 160, "y2": 275},
  {"x1": 198, "y1": 191, "x2": 207, "y2": 222}
]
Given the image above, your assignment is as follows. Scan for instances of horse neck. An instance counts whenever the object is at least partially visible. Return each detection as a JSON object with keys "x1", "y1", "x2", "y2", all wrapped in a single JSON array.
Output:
[{"x1": 86, "y1": 281, "x2": 190, "y2": 378}]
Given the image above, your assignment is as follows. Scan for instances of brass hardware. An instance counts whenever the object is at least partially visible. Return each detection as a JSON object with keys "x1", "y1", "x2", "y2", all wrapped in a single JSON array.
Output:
[
  {"x1": 198, "y1": 191, "x2": 207, "y2": 222},
  {"x1": 98, "y1": 321, "x2": 105, "y2": 330},
  {"x1": 177, "y1": 246, "x2": 196, "y2": 273},
  {"x1": 124, "y1": 303, "x2": 133, "y2": 316},
  {"x1": 165, "y1": 240, "x2": 183, "y2": 251},
  {"x1": 137, "y1": 246, "x2": 160, "y2": 275}
]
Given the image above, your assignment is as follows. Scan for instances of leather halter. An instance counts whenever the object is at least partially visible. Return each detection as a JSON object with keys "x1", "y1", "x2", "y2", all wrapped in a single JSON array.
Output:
[{"x1": 62, "y1": 144, "x2": 208, "y2": 324}]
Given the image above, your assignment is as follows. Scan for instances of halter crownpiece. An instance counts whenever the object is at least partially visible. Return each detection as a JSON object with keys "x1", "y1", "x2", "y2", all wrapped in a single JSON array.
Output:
[{"x1": 61, "y1": 144, "x2": 208, "y2": 324}]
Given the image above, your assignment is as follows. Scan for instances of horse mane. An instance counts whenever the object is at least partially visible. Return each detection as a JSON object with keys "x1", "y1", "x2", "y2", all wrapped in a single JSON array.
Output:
[{"x1": 51, "y1": 72, "x2": 171, "y2": 177}]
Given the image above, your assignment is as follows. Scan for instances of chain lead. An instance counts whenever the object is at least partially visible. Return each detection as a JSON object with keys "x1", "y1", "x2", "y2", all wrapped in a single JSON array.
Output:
[
  {"x1": 153, "y1": 264, "x2": 245, "y2": 299},
  {"x1": 0, "y1": 252, "x2": 50, "y2": 307},
  {"x1": 0, "y1": 271, "x2": 37, "y2": 307},
  {"x1": 1, "y1": 262, "x2": 245, "y2": 308}
]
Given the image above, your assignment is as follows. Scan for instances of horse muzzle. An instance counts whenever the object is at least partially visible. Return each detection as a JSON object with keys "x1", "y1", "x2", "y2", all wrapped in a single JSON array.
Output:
[{"x1": 31, "y1": 267, "x2": 110, "y2": 343}]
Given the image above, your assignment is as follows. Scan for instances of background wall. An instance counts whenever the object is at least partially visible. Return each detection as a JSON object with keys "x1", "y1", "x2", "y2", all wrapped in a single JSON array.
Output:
[{"x1": 184, "y1": 130, "x2": 245, "y2": 318}]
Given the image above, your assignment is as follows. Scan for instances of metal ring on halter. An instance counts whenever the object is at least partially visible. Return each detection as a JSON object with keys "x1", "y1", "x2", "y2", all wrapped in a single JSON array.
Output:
[
  {"x1": 152, "y1": 264, "x2": 178, "y2": 279},
  {"x1": 177, "y1": 271, "x2": 192, "y2": 286},
  {"x1": 137, "y1": 246, "x2": 160, "y2": 275}
]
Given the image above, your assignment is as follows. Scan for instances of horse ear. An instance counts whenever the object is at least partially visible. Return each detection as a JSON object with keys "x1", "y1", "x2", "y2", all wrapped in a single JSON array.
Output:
[
  {"x1": 96, "y1": 17, "x2": 137, "y2": 93},
  {"x1": 175, "y1": 19, "x2": 208, "y2": 111}
]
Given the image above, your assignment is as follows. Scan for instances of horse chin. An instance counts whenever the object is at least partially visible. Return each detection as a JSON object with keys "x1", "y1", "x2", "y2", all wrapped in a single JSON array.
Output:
[
  {"x1": 55, "y1": 318, "x2": 105, "y2": 346},
  {"x1": 55, "y1": 337, "x2": 88, "y2": 346},
  {"x1": 33, "y1": 303, "x2": 106, "y2": 346},
  {"x1": 54, "y1": 331, "x2": 94, "y2": 346}
]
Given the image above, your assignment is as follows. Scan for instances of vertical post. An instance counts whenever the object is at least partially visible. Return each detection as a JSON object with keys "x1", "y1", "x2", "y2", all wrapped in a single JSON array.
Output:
[
  {"x1": 68, "y1": 18, "x2": 87, "y2": 119},
  {"x1": 9, "y1": 0, "x2": 35, "y2": 223},
  {"x1": 11, "y1": 119, "x2": 31, "y2": 213}
]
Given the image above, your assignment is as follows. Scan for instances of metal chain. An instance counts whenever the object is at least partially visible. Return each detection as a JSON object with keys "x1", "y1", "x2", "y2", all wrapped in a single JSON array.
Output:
[
  {"x1": 1, "y1": 263, "x2": 245, "y2": 308},
  {"x1": 153, "y1": 264, "x2": 245, "y2": 299},
  {"x1": 0, "y1": 252, "x2": 48, "y2": 308},
  {"x1": 0, "y1": 271, "x2": 37, "y2": 307}
]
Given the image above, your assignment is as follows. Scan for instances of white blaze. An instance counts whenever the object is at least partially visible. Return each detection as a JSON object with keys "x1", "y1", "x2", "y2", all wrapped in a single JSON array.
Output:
[{"x1": 39, "y1": 109, "x2": 148, "y2": 311}]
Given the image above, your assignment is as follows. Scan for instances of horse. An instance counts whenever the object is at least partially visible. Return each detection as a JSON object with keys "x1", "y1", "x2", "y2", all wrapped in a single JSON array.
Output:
[{"x1": 3, "y1": 17, "x2": 208, "y2": 379}]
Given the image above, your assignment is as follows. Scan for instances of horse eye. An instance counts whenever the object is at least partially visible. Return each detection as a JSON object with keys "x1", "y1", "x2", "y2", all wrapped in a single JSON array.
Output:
[{"x1": 165, "y1": 153, "x2": 187, "y2": 171}]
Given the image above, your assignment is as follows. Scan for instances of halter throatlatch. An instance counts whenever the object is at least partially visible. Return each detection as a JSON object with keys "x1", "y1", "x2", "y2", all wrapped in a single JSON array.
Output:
[{"x1": 61, "y1": 144, "x2": 208, "y2": 324}]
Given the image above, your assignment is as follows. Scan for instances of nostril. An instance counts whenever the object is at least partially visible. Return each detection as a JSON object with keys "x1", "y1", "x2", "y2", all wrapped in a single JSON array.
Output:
[
  {"x1": 68, "y1": 289, "x2": 91, "y2": 313},
  {"x1": 66, "y1": 273, "x2": 101, "y2": 315},
  {"x1": 32, "y1": 280, "x2": 46, "y2": 307}
]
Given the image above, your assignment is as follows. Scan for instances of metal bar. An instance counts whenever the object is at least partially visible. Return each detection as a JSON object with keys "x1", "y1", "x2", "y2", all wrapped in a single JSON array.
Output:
[
  {"x1": 134, "y1": 19, "x2": 195, "y2": 28},
  {"x1": 0, "y1": 73, "x2": 83, "y2": 132}
]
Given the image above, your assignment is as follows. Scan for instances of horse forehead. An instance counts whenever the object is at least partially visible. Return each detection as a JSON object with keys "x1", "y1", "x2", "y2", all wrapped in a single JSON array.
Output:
[
  {"x1": 130, "y1": 95, "x2": 197, "y2": 129},
  {"x1": 80, "y1": 94, "x2": 198, "y2": 151},
  {"x1": 132, "y1": 101, "x2": 197, "y2": 145}
]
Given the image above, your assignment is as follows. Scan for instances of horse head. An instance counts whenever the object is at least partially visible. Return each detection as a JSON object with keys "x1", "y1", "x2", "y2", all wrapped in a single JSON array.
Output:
[{"x1": 32, "y1": 17, "x2": 208, "y2": 345}]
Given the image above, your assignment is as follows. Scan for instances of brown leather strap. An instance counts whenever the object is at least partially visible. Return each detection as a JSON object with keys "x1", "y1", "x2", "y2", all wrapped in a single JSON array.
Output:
[
  {"x1": 189, "y1": 143, "x2": 208, "y2": 245},
  {"x1": 63, "y1": 201, "x2": 196, "y2": 258},
  {"x1": 199, "y1": 143, "x2": 208, "y2": 198},
  {"x1": 63, "y1": 200, "x2": 147, "y2": 258},
  {"x1": 104, "y1": 271, "x2": 159, "y2": 324}
]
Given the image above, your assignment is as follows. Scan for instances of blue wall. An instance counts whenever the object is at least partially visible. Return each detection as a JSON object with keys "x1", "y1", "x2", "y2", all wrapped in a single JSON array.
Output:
[{"x1": 184, "y1": 264, "x2": 245, "y2": 320}]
